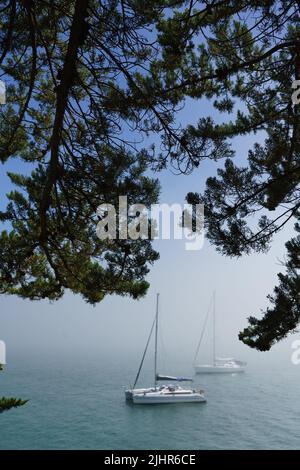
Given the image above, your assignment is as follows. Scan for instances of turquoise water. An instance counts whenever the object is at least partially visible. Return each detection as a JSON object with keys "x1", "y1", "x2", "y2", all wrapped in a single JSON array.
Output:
[{"x1": 0, "y1": 353, "x2": 300, "y2": 450}]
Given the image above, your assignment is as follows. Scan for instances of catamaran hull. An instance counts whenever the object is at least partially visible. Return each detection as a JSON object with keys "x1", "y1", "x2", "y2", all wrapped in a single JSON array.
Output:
[
  {"x1": 125, "y1": 388, "x2": 155, "y2": 401},
  {"x1": 132, "y1": 393, "x2": 206, "y2": 404},
  {"x1": 195, "y1": 365, "x2": 245, "y2": 374}
]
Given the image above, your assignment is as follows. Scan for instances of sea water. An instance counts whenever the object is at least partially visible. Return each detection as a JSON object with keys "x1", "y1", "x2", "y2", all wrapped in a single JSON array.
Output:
[{"x1": 0, "y1": 352, "x2": 299, "y2": 450}]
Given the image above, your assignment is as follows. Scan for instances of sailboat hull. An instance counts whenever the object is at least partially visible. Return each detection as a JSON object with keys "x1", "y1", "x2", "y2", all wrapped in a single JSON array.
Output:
[
  {"x1": 195, "y1": 364, "x2": 245, "y2": 374},
  {"x1": 132, "y1": 391, "x2": 206, "y2": 404},
  {"x1": 125, "y1": 388, "x2": 155, "y2": 401}
]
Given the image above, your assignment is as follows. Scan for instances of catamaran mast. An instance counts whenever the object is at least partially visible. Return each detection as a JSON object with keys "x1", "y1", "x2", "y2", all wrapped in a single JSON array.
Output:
[
  {"x1": 213, "y1": 291, "x2": 216, "y2": 366},
  {"x1": 154, "y1": 293, "x2": 159, "y2": 389}
]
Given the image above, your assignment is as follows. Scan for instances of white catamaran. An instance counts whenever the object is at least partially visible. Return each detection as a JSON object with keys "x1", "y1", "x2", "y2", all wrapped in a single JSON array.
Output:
[
  {"x1": 125, "y1": 294, "x2": 206, "y2": 404},
  {"x1": 194, "y1": 293, "x2": 246, "y2": 374}
]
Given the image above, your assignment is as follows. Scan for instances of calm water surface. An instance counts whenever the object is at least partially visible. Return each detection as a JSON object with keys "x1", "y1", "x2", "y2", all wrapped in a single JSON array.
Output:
[{"x1": 0, "y1": 353, "x2": 299, "y2": 449}]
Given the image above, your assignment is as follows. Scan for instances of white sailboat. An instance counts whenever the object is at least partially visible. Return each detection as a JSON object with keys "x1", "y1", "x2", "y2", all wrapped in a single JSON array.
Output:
[
  {"x1": 126, "y1": 294, "x2": 206, "y2": 404},
  {"x1": 194, "y1": 293, "x2": 246, "y2": 374}
]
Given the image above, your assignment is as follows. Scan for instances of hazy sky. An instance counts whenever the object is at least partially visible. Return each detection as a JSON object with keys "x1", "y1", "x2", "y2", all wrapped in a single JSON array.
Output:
[{"x1": 0, "y1": 97, "x2": 298, "y2": 374}]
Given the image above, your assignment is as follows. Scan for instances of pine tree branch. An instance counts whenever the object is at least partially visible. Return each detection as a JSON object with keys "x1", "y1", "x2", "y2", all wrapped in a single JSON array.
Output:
[{"x1": 39, "y1": 0, "x2": 90, "y2": 242}]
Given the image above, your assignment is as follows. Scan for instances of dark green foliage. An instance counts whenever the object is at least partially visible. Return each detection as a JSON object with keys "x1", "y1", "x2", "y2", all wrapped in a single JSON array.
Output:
[
  {"x1": 0, "y1": 0, "x2": 175, "y2": 303},
  {"x1": 1, "y1": 0, "x2": 228, "y2": 304},
  {"x1": 0, "y1": 365, "x2": 28, "y2": 413},
  {"x1": 134, "y1": 0, "x2": 300, "y2": 349},
  {"x1": 239, "y1": 227, "x2": 300, "y2": 350},
  {"x1": 175, "y1": 1, "x2": 300, "y2": 350},
  {"x1": 0, "y1": 397, "x2": 28, "y2": 413},
  {"x1": 0, "y1": 150, "x2": 160, "y2": 303}
]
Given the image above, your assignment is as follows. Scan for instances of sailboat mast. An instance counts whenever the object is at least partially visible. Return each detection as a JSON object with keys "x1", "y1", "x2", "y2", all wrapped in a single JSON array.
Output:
[
  {"x1": 154, "y1": 293, "x2": 159, "y2": 389},
  {"x1": 213, "y1": 291, "x2": 216, "y2": 366}
]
